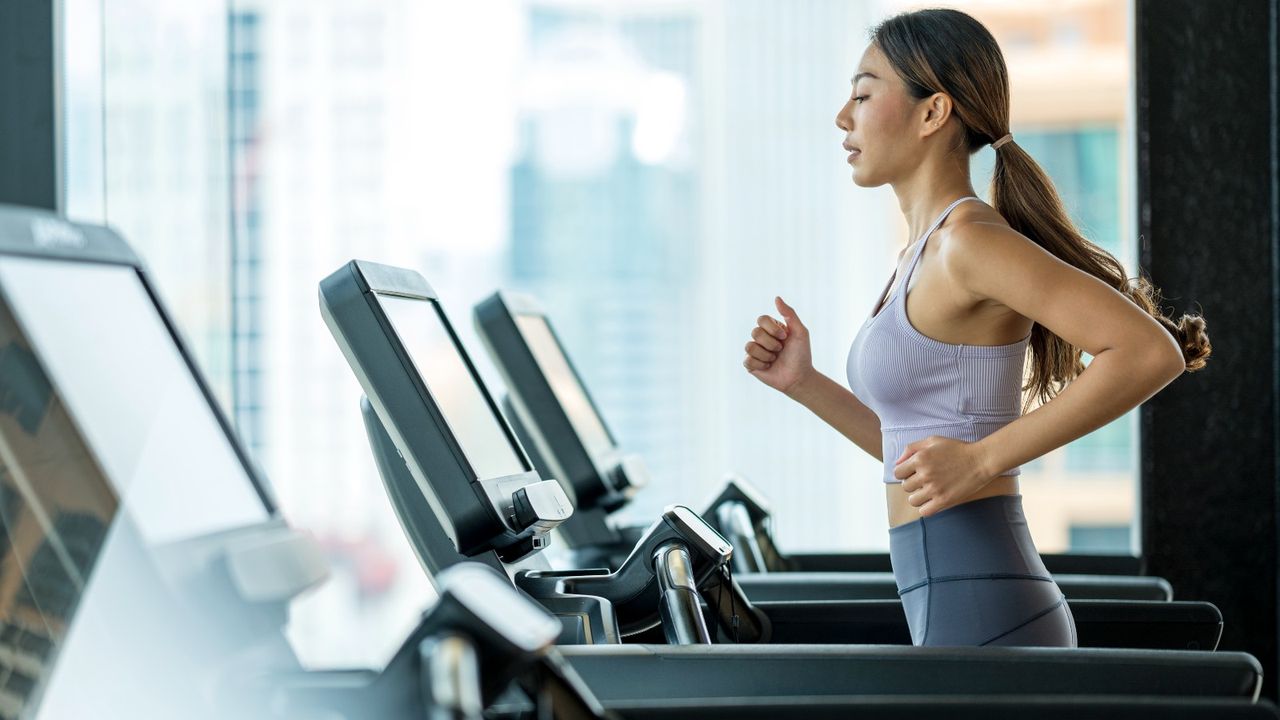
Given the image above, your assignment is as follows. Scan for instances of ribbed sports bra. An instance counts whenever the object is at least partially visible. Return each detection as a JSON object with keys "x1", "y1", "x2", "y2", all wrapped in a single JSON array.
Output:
[{"x1": 846, "y1": 196, "x2": 1031, "y2": 485}]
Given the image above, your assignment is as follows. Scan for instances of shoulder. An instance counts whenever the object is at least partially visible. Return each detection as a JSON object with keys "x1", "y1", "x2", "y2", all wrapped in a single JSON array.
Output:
[
  {"x1": 941, "y1": 217, "x2": 1038, "y2": 265},
  {"x1": 937, "y1": 211, "x2": 1056, "y2": 300}
]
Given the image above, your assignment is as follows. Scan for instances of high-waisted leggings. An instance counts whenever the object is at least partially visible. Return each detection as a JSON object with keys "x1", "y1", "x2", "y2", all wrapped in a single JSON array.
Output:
[{"x1": 888, "y1": 493, "x2": 1078, "y2": 647}]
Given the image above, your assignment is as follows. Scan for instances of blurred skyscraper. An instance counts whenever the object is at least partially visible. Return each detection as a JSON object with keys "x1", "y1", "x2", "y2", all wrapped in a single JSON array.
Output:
[
  {"x1": 67, "y1": 0, "x2": 234, "y2": 403},
  {"x1": 229, "y1": 10, "x2": 265, "y2": 456},
  {"x1": 504, "y1": 2, "x2": 898, "y2": 549},
  {"x1": 697, "y1": 0, "x2": 894, "y2": 549},
  {"x1": 507, "y1": 5, "x2": 711, "y2": 526}
]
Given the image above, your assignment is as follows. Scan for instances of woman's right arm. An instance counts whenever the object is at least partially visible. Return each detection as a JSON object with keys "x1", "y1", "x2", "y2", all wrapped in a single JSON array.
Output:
[
  {"x1": 783, "y1": 371, "x2": 883, "y2": 463},
  {"x1": 744, "y1": 297, "x2": 884, "y2": 462}
]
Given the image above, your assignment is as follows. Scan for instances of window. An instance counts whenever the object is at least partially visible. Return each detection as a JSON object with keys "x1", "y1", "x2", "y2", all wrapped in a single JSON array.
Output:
[
  {"x1": 1069, "y1": 523, "x2": 1132, "y2": 554},
  {"x1": 70, "y1": 1, "x2": 1139, "y2": 617}
]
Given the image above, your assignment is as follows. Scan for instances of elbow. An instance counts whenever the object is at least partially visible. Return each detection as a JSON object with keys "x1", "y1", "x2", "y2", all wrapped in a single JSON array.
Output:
[
  {"x1": 1158, "y1": 357, "x2": 1185, "y2": 385},
  {"x1": 1096, "y1": 336, "x2": 1185, "y2": 392},
  {"x1": 1147, "y1": 336, "x2": 1186, "y2": 383}
]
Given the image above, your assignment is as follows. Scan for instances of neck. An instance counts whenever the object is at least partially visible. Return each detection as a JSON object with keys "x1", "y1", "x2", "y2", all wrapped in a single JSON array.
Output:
[{"x1": 891, "y1": 154, "x2": 979, "y2": 245}]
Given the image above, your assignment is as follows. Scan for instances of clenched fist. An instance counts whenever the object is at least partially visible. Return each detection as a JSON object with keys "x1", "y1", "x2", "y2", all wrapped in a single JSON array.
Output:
[{"x1": 743, "y1": 296, "x2": 814, "y2": 395}]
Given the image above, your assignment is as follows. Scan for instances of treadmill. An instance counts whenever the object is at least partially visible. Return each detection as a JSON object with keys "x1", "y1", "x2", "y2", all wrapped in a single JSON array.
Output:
[
  {"x1": 317, "y1": 258, "x2": 1267, "y2": 708},
  {"x1": 472, "y1": 290, "x2": 1173, "y2": 604}
]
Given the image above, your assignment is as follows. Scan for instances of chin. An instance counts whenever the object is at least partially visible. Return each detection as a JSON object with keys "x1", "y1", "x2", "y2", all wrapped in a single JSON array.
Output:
[{"x1": 849, "y1": 169, "x2": 884, "y2": 188}]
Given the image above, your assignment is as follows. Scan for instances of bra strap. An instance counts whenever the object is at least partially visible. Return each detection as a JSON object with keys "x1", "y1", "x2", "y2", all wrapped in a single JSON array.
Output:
[{"x1": 902, "y1": 195, "x2": 980, "y2": 286}]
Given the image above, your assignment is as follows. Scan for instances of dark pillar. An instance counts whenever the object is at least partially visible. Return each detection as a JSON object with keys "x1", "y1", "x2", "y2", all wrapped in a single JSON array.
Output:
[
  {"x1": 0, "y1": 0, "x2": 59, "y2": 211},
  {"x1": 1136, "y1": 0, "x2": 1280, "y2": 701}
]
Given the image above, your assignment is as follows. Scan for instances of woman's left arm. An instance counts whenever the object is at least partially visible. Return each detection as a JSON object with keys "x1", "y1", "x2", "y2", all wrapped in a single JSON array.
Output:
[{"x1": 894, "y1": 222, "x2": 1186, "y2": 516}]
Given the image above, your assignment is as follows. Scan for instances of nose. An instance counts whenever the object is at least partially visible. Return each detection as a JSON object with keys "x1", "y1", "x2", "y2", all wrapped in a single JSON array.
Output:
[{"x1": 835, "y1": 97, "x2": 853, "y2": 132}]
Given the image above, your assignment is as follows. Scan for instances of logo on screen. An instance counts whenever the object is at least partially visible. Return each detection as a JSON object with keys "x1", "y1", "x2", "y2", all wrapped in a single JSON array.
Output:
[{"x1": 30, "y1": 218, "x2": 87, "y2": 250}]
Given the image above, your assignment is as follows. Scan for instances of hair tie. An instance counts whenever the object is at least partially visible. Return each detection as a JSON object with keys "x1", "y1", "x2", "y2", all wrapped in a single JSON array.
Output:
[{"x1": 992, "y1": 133, "x2": 1014, "y2": 150}]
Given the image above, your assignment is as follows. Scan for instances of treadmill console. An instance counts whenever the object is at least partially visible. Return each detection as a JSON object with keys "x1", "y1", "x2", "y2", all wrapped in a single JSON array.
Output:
[
  {"x1": 667, "y1": 506, "x2": 734, "y2": 567},
  {"x1": 474, "y1": 292, "x2": 647, "y2": 514},
  {"x1": 320, "y1": 261, "x2": 572, "y2": 563}
]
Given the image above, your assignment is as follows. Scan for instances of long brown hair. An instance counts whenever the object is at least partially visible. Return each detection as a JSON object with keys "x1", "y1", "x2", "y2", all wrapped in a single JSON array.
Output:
[{"x1": 871, "y1": 8, "x2": 1210, "y2": 411}]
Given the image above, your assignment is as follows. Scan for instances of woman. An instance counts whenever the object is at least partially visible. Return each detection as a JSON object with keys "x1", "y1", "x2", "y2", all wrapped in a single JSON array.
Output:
[{"x1": 742, "y1": 8, "x2": 1211, "y2": 647}]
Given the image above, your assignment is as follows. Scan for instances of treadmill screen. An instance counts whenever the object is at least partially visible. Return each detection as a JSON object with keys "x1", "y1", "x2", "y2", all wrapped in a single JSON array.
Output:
[
  {"x1": 379, "y1": 294, "x2": 527, "y2": 480},
  {"x1": 0, "y1": 256, "x2": 277, "y2": 718},
  {"x1": 514, "y1": 315, "x2": 614, "y2": 459},
  {"x1": 0, "y1": 258, "x2": 269, "y2": 542}
]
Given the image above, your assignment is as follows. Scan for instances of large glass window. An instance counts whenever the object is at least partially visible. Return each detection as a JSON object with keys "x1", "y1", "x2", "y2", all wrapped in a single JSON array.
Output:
[
  {"x1": 69, "y1": 0, "x2": 1138, "y2": 592},
  {"x1": 62, "y1": 0, "x2": 438, "y2": 673}
]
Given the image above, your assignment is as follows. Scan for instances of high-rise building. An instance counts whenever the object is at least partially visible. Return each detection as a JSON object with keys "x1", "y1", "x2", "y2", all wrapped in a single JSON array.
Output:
[
  {"x1": 77, "y1": 0, "x2": 235, "y2": 404},
  {"x1": 229, "y1": 10, "x2": 266, "y2": 456},
  {"x1": 507, "y1": 5, "x2": 709, "y2": 526}
]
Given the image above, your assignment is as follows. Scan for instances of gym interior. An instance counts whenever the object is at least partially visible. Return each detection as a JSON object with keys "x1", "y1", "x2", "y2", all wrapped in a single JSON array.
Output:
[{"x1": 0, "y1": 1, "x2": 1277, "y2": 718}]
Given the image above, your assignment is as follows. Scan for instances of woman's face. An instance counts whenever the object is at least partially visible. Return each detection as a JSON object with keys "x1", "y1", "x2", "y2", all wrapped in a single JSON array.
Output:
[{"x1": 835, "y1": 43, "x2": 927, "y2": 188}]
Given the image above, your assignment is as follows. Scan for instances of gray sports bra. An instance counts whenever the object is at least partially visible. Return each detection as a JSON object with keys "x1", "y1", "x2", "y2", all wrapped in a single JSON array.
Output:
[{"x1": 846, "y1": 196, "x2": 1031, "y2": 484}]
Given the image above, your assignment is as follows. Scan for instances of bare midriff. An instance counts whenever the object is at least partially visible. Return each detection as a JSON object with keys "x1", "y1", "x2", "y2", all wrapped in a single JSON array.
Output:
[{"x1": 886, "y1": 474, "x2": 1021, "y2": 528}]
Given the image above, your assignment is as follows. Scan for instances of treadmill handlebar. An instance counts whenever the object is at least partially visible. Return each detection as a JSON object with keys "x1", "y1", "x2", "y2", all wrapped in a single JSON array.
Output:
[
  {"x1": 703, "y1": 474, "x2": 773, "y2": 525},
  {"x1": 715, "y1": 501, "x2": 769, "y2": 575},
  {"x1": 703, "y1": 475, "x2": 789, "y2": 573},
  {"x1": 653, "y1": 542, "x2": 713, "y2": 644},
  {"x1": 518, "y1": 506, "x2": 733, "y2": 637}
]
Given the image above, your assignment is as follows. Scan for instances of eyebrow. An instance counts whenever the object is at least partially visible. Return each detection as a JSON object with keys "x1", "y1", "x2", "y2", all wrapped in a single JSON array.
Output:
[{"x1": 851, "y1": 71, "x2": 879, "y2": 84}]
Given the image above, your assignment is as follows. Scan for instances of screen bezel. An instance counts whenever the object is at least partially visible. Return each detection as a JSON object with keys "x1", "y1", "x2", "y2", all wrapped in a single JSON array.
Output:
[{"x1": 370, "y1": 290, "x2": 532, "y2": 483}]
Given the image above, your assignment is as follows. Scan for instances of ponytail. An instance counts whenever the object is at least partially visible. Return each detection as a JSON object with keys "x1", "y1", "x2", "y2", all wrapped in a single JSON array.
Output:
[{"x1": 991, "y1": 140, "x2": 1210, "y2": 410}]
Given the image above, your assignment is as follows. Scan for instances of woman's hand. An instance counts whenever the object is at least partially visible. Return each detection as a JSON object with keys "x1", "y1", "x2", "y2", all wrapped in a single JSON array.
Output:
[
  {"x1": 893, "y1": 437, "x2": 997, "y2": 516},
  {"x1": 743, "y1": 296, "x2": 814, "y2": 395}
]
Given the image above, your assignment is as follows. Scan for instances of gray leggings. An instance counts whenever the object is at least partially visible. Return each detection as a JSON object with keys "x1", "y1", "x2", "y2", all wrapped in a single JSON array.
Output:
[{"x1": 888, "y1": 493, "x2": 1078, "y2": 647}]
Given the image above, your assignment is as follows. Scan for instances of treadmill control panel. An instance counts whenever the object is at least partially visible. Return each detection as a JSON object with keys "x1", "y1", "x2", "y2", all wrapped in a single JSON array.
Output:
[
  {"x1": 668, "y1": 506, "x2": 733, "y2": 563},
  {"x1": 511, "y1": 480, "x2": 573, "y2": 534}
]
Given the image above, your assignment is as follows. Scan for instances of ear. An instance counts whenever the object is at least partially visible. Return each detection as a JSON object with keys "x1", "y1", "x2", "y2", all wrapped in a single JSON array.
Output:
[{"x1": 918, "y1": 92, "x2": 954, "y2": 139}]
